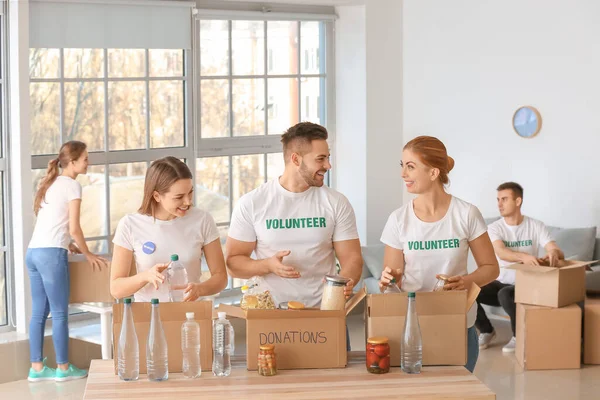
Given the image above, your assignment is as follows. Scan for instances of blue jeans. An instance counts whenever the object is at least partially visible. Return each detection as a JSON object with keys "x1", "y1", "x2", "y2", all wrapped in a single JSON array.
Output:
[
  {"x1": 465, "y1": 326, "x2": 479, "y2": 373},
  {"x1": 26, "y1": 248, "x2": 70, "y2": 364}
]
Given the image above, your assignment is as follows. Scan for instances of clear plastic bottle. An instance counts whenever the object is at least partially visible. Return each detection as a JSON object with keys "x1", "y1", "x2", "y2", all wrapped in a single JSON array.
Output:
[
  {"x1": 147, "y1": 298, "x2": 168, "y2": 381},
  {"x1": 401, "y1": 292, "x2": 422, "y2": 374},
  {"x1": 181, "y1": 312, "x2": 201, "y2": 379},
  {"x1": 168, "y1": 254, "x2": 188, "y2": 302},
  {"x1": 383, "y1": 277, "x2": 402, "y2": 293},
  {"x1": 212, "y1": 312, "x2": 235, "y2": 377},
  {"x1": 118, "y1": 298, "x2": 139, "y2": 381}
]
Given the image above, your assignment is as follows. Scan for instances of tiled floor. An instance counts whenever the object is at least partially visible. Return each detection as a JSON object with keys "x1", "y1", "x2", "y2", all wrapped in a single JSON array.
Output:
[{"x1": 1, "y1": 314, "x2": 599, "y2": 399}]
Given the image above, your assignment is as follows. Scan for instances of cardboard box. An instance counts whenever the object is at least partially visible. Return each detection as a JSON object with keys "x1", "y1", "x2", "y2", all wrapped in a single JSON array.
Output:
[
  {"x1": 366, "y1": 284, "x2": 480, "y2": 367},
  {"x1": 112, "y1": 301, "x2": 213, "y2": 374},
  {"x1": 69, "y1": 257, "x2": 114, "y2": 303},
  {"x1": 516, "y1": 303, "x2": 581, "y2": 370},
  {"x1": 507, "y1": 260, "x2": 595, "y2": 308},
  {"x1": 584, "y1": 296, "x2": 600, "y2": 364},
  {"x1": 219, "y1": 288, "x2": 366, "y2": 370}
]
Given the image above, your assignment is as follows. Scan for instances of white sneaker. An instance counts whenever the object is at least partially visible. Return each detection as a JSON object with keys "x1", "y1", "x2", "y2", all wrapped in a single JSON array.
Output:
[
  {"x1": 478, "y1": 330, "x2": 496, "y2": 350},
  {"x1": 502, "y1": 336, "x2": 516, "y2": 353}
]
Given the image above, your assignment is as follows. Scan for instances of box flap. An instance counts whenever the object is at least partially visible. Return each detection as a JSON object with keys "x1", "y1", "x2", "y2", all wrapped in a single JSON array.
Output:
[
  {"x1": 345, "y1": 287, "x2": 367, "y2": 316},
  {"x1": 113, "y1": 300, "x2": 213, "y2": 324},
  {"x1": 466, "y1": 283, "x2": 481, "y2": 312},
  {"x1": 506, "y1": 260, "x2": 597, "y2": 273}
]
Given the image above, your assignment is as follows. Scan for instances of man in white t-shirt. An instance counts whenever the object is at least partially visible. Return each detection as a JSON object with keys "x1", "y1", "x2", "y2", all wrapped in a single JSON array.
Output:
[
  {"x1": 225, "y1": 122, "x2": 363, "y2": 310},
  {"x1": 476, "y1": 182, "x2": 564, "y2": 353}
]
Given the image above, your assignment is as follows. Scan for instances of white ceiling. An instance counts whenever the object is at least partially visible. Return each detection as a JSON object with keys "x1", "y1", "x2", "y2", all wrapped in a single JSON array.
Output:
[{"x1": 221, "y1": 0, "x2": 365, "y2": 6}]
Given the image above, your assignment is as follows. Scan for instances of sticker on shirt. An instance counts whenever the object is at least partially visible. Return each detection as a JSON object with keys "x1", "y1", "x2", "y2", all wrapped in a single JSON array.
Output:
[
  {"x1": 142, "y1": 241, "x2": 156, "y2": 254},
  {"x1": 503, "y1": 240, "x2": 533, "y2": 248},
  {"x1": 407, "y1": 239, "x2": 460, "y2": 251},
  {"x1": 265, "y1": 217, "x2": 327, "y2": 230}
]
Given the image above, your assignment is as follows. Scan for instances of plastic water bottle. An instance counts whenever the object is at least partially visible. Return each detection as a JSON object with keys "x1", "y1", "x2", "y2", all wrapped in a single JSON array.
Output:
[
  {"x1": 384, "y1": 278, "x2": 402, "y2": 293},
  {"x1": 118, "y1": 298, "x2": 139, "y2": 381},
  {"x1": 182, "y1": 312, "x2": 201, "y2": 378},
  {"x1": 168, "y1": 254, "x2": 188, "y2": 302},
  {"x1": 147, "y1": 298, "x2": 168, "y2": 381},
  {"x1": 401, "y1": 292, "x2": 422, "y2": 374},
  {"x1": 212, "y1": 312, "x2": 234, "y2": 377}
]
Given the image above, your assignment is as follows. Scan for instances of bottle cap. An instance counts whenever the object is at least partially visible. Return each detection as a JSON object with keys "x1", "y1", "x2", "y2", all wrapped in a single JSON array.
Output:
[
  {"x1": 124, "y1": 298, "x2": 132, "y2": 304},
  {"x1": 171, "y1": 254, "x2": 179, "y2": 261},
  {"x1": 186, "y1": 312, "x2": 194, "y2": 319},
  {"x1": 218, "y1": 311, "x2": 226, "y2": 320},
  {"x1": 408, "y1": 292, "x2": 415, "y2": 298},
  {"x1": 151, "y1": 298, "x2": 159, "y2": 304}
]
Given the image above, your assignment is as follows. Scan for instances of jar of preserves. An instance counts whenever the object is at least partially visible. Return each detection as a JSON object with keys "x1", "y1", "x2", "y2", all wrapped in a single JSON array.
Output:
[
  {"x1": 320, "y1": 275, "x2": 350, "y2": 310},
  {"x1": 258, "y1": 345, "x2": 277, "y2": 376},
  {"x1": 432, "y1": 274, "x2": 450, "y2": 292},
  {"x1": 366, "y1": 337, "x2": 390, "y2": 374}
]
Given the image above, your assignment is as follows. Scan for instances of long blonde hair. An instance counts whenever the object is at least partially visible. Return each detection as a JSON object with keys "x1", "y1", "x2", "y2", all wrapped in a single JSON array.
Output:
[
  {"x1": 34, "y1": 141, "x2": 87, "y2": 215},
  {"x1": 138, "y1": 157, "x2": 193, "y2": 216}
]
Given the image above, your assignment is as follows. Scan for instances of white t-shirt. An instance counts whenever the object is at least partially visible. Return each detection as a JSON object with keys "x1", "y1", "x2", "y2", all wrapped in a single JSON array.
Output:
[
  {"x1": 228, "y1": 179, "x2": 359, "y2": 308},
  {"x1": 29, "y1": 176, "x2": 82, "y2": 250},
  {"x1": 488, "y1": 216, "x2": 553, "y2": 285},
  {"x1": 112, "y1": 207, "x2": 220, "y2": 302},
  {"x1": 380, "y1": 196, "x2": 487, "y2": 327}
]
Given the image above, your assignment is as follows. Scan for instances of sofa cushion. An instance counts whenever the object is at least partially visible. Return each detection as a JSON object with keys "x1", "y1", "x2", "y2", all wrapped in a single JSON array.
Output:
[
  {"x1": 547, "y1": 226, "x2": 597, "y2": 261},
  {"x1": 362, "y1": 244, "x2": 385, "y2": 280}
]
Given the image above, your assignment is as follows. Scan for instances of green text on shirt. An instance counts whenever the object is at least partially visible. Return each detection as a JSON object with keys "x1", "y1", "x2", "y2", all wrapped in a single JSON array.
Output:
[
  {"x1": 266, "y1": 217, "x2": 327, "y2": 230},
  {"x1": 407, "y1": 239, "x2": 460, "y2": 251},
  {"x1": 503, "y1": 240, "x2": 533, "y2": 248}
]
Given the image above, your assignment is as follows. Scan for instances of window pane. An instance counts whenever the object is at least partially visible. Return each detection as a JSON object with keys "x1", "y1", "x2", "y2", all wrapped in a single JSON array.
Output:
[
  {"x1": 149, "y1": 49, "x2": 183, "y2": 77},
  {"x1": 77, "y1": 165, "x2": 107, "y2": 237},
  {"x1": 232, "y1": 154, "x2": 265, "y2": 206},
  {"x1": 267, "y1": 21, "x2": 298, "y2": 75},
  {"x1": 200, "y1": 79, "x2": 229, "y2": 139},
  {"x1": 109, "y1": 162, "x2": 147, "y2": 235},
  {"x1": 29, "y1": 48, "x2": 59, "y2": 79},
  {"x1": 64, "y1": 49, "x2": 103, "y2": 79},
  {"x1": 266, "y1": 153, "x2": 284, "y2": 181},
  {"x1": 232, "y1": 79, "x2": 265, "y2": 137},
  {"x1": 86, "y1": 239, "x2": 109, "y2": 255},
  {"x1": 196, "y1": 157, "x2": 229, "y2": 224},
  {"x1": 30, "y1": 82, "x2": 60, "y2": 155},
  {"x1": 232, "y1": 21, "x2": 264, "y2": 76},
  {"x1": 0, "y1": 172, "x2": 4, "y2": 247},
  {"x1": 108, "y1": 81, "x2": 147, "y2": 150},
  {"x1": 64, "y1": 82, "x2": 105, "y2": 151},
  {"x1": 301, "y1": 22, "x2": 324, "y2": 74},
  {"x1": 200, "y1": 20, "x2": 229, "y2": 76},
  {"x1": 267, "y1": 78, "x2": 298, "y2": 135},
  {"x1": 0, "y1": 253, "x2": 6, "y2": 326},
  {"x1": 108, "y1": 49, "x2": 145, "y2": 78},
  {"x1": 300, "y1": 77, "x2": 324, "y2": 126},
  {"x1": 150, "y1": 80, "x2": 184, "y2": 148}
]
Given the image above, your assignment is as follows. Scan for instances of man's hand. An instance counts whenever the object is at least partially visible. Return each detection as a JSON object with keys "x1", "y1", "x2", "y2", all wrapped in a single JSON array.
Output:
[
  {"x1": 541, "y1": 250, "x2": 562, "y2": 267},
  {"x1": 520, "y1": 254, "x2": 540, "y2": 266},
  {"x1": 268, "y1": 250, "x2": 301, "y2": 278},
  {"x1": 343, "y1": 278, "x2": 355, "y2": 299}
]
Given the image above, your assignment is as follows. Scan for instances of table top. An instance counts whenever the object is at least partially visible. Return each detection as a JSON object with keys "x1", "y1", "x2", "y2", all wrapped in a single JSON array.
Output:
[{"x1": 83, "y1": 355, "x2": 495, "y2": 400}]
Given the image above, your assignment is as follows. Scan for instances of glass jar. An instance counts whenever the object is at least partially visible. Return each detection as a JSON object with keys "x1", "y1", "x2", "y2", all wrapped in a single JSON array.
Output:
[
  {"x1": 258, "y1": 345, "x2": 277, "y2": 376},
  {"x1": 366, "y1": 337, "x2": 390, "y2": 374},
  {"x1": 432, "y1": 274, "x2": 450, "y2": 292},
  {"x1": 320, "y1": 275, "x2": 351, "y2": 310}
]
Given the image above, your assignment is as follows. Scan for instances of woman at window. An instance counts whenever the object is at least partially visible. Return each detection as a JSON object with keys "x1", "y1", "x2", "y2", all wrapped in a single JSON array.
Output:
[
  {"x1": 378, "y1": 136, "x2": 499, "y2": 373},
  {"x1": 110, "y1": 157, "x2": 227, "y2": 303},
  {"x1": 27, "y1": 140, "x2": 108, "y2": 382}
]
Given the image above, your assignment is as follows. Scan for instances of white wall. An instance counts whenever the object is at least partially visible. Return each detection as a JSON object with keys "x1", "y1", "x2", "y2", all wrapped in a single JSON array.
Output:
[{"x1": 403, "y1": 0, "x2": 600, "y2": 230}]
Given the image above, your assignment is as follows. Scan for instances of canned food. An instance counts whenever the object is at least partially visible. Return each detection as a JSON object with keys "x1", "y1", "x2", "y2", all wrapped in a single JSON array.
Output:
[
  {"x1": 433, "y1": 274, "x2": 450, "y2": 292},
  {"x1": 258, "y1": 344, "x2": 277, "y2": 376},
  {"x1": 366, "y1": 336, "x2": 390, "y2": 374},
  {"x1": 320, "y1": 275, "x2": 350, "y2": 311}
]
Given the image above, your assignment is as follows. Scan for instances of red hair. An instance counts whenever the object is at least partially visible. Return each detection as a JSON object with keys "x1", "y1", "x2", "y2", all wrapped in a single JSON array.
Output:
[{"x1": 404, "y1": 136, "x2": 454, "y2": 185}]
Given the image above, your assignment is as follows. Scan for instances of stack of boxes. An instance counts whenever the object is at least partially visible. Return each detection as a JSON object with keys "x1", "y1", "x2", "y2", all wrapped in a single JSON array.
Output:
[{"x1": 508, "y1": 260, "x2": 596, "y2": 370}]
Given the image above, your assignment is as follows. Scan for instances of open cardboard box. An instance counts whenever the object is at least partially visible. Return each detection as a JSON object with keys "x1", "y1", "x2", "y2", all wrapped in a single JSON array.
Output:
[
  {"x1": 516, "y1": 302, "x2": 581, "y2": 370},
  {"x1": 366, "y1": 283, "x2": 480, "y2": 366},
  {"x1": 219, "y1": 288, "x2": 367, "y2": 370},
  {"x1": 112, "y1": 301, "x2": 213, "y2": 374},
  {"x1": 507, "y1": 260, "x2": 596, "y2": 308}
]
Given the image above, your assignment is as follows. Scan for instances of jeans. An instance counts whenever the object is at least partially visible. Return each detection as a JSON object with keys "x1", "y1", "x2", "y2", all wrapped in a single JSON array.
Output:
[
  {"x1": 475, "y1": 280, "x2": 516, "y2": 336},
  {"x1": 26, "y1": 248, "x2": 70, "y2": 364},
  {"x1": 466, "y1": 326, "x2": 479, "y2": 373}
]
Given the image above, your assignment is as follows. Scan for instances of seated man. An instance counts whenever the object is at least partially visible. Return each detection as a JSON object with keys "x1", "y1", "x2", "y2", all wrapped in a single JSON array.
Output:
[
  {"x1": 476, "y1": 182, "x2": 564, "y2": 353},
  {"x1": 225, "y1": 122, "x2": 363, "y2": 310}
]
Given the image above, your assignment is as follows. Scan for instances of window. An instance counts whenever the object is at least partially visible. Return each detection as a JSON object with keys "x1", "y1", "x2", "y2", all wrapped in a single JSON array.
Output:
[
  {"x1": 196, "y1": 17, "x2": 331, "y2": 289},
  {"x1": 0, "y1": 4, "x2": 8, "y2": 329},
  {"x1": 30, "y1": 48, "x2": 192, "y2": 254}
]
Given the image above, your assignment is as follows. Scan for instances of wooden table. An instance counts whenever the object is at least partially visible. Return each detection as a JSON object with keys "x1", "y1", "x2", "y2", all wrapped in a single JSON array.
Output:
[{"x1": 83, "y1": 355, "x2": 495, "y2": 399}]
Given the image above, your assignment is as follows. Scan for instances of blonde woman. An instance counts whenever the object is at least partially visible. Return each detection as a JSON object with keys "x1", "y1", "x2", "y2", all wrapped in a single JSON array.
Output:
[
  {"x1": 27, "y1": 140, "x2": 107, "y2": 382},
  {"x1": 110, "y1": 157, "x2": 227, "y2": 302}
]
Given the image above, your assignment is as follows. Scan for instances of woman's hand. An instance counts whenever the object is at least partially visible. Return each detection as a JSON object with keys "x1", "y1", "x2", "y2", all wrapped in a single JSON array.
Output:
[
  {"x1": 443, "y1": 274, "x2": 472, "y2": 291},
  {"x1": 144, "y1": 263, "x2": 170, "y2": 290},
  {"x1": 379, "y1": 266, "x2": 402, "y2": 293},
  {"x1": 68, "y1": 243, "x2": 82, "y2": 254},
  {"x1": 183, "y1": 283, "x2": 205, "y2": 302},
  {"x1": 85, "y1": 252, "x2": 109, "y2": 272}
]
